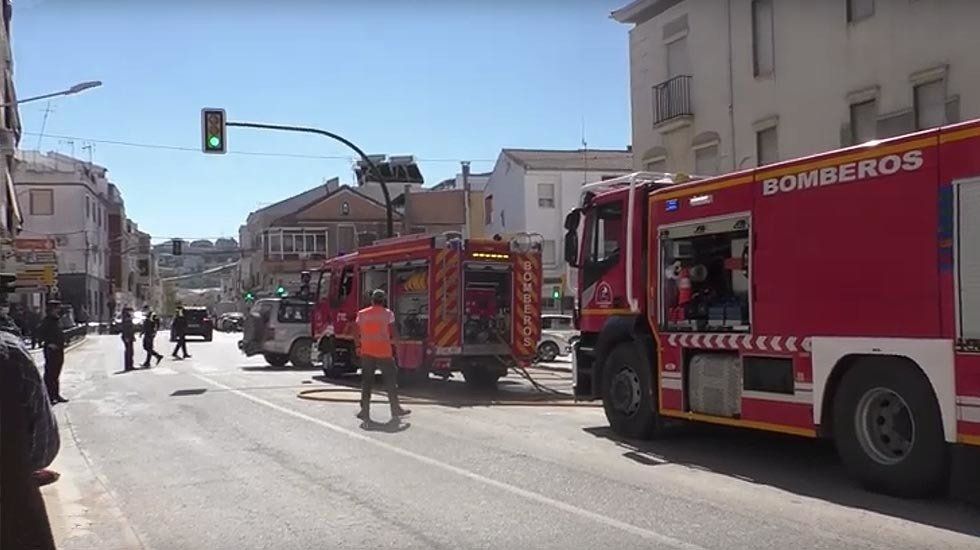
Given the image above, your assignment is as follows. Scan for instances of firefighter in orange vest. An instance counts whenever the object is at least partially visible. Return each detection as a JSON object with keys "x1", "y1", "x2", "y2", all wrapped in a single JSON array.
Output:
[{"x1": 355, "y1": 289, "x2": 411, "y2": 423}]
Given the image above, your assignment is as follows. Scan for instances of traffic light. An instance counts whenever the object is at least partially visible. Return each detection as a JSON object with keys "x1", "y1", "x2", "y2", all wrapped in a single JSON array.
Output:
[
  {"x1": 0, "y1": 273, "x2": 16, "y2": 295},
  {"x1": 201, "y1": 108, "x2": 227, "y2": 154},
  {"x1": 552, "y1": 286, "x2": 561, "y2": 300},
  {"x1": 276, "y1": 285, "x2": 286, "y2": 297},
  {"x1": 244, "y1": 291, "x2": 254, "y2": 303},
  {"x1": 172, "y1": 239, "x2": 183, "y2": 256}
]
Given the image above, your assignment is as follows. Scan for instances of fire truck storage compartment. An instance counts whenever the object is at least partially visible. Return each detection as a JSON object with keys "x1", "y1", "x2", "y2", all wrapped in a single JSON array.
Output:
[
  {"x1": 392, "y1": 262, "x2": 429, "y2": 340},
  {"x1": 359, "y1": 265, "x2": 389, "y2": 307},
  {"x1": 660, "y1": 216, "x2": 750, "y2": 332},
  {"x1": 957, "y1": 178, "x2": 980, "y2": 341},
  {"x1": 687, "y1": 352, "x2": 742, "y2": 418},
  {"x1": 463, "y1": 263, "x2": 512, "y2": 345}
]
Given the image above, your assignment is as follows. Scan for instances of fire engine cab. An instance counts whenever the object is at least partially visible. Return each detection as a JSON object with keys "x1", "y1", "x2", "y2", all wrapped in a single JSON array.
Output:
[
  {"x1": 311, "y1": 231, "x2": 542, "y2": 388},
  {"x1": 565, "y1": 120, "x2": 980, "y2": 497}
]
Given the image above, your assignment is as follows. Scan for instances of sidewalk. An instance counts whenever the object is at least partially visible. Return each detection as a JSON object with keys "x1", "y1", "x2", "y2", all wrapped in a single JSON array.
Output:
[
  {"x1": 42, "y1": 411, "x2": 144, "y2": 549},
  {"x1": 34, "y1": 335, "x2": 146, "y2": 549}
]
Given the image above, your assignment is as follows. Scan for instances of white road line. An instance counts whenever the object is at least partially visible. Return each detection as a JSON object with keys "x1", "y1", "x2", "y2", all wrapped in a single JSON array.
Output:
[{"x1": 190, "y1": 373, "x2": 705, "y2": 550}]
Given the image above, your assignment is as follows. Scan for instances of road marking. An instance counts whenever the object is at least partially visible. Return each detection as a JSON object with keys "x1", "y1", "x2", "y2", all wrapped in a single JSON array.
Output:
[{"x1": 190, "y1": 372, "x2": 705, "y2": 550}]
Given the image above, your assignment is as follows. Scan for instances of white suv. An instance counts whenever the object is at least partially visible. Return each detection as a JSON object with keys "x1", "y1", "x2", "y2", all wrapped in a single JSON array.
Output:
[{"x1": 238, "y1": 298, "x2": 315, "y2": 368}]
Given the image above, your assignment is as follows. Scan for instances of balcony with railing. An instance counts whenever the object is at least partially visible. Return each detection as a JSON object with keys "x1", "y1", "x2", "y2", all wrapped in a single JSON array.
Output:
[{"x1": 652, "y1": 75, "x2": 693, "y2": 127}]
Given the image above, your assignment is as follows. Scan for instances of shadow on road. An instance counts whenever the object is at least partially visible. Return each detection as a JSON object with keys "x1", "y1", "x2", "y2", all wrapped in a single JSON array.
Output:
[
  {"x1": 584, "y1": 424, "x2": 980, "y2": 537},
  {"x1": 360, "y1": 420, "x2": 411, "y2": 433}
]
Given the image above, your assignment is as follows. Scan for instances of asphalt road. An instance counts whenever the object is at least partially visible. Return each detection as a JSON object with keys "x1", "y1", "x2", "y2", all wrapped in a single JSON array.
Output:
[{"x1": 42, "y1": 333, "x2": 980, "y2": 550}]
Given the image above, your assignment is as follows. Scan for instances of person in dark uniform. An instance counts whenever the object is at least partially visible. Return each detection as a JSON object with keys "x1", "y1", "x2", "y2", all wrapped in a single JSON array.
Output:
[
  {"x1": 171, "y1": 307, "x2": 190, "y2": 359},
  {"x1": 120, "y1": 307, "x2": 137, "y2": 371},
  {"x1": 36, "y1": 301, "x2": 67, "y2": 404},
  {"x1": 1, "y1": 311, "x2": 60, "y2": 550},
  {"x1": 140, "y1": 311, "x2": 163, "y2": 368}
]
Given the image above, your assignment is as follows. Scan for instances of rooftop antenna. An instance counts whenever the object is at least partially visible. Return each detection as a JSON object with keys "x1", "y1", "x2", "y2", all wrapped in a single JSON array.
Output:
[
  {"x1": 581, "y1": 115, "x2": 589, "y2": 183},
  {"x1": 81, "y1": 142, "x2": 94, "y2": 164},
  {"x1": 36, "y1": 101, "x2": 54, "y2": 149}
]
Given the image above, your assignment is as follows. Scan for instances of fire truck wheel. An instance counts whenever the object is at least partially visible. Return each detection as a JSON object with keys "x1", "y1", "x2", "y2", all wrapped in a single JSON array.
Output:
[
  {"x1": 264, "y1": 353, "x2": 289, "y2": 368},
  {"x1": 398, "y1": 367, "x2": 428, "y2": 387},
  {"x1": 833, "y1": 358, "x2": 948, "y2": 497},
  {"x1": 462, "y1": 364, "x2": 501, "y2": 389},
  {"x1": 602, "y1": 343, "x2": 660, "y2": 439},
  {"x1": 289, "y1": 338, "x2": 314, "y2": 369}
]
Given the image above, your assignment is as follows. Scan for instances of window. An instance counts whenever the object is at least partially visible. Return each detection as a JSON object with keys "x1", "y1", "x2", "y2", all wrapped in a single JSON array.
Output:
[
  {"x1": 29, "y1": 189, "x2": 54, "y2": 215},
  {"x1": 500, "y1": 210, "x2": 506, "y2": 228},
  {"x1": 85, "y1": 196, "x2": 90, "y2": 219},
  {"x1": 659, "y1": 216, "x2": 751, "y2": 331},
  {"x1": 484, "y1": 195, "x2": 493, "y2": 225},
  {"x1": 587, "y1": 201, "x2": 623, "y2": 264},
  {"x1": 542, "y1": 240, "x2": 557, "y2": 264},
  {"x1": 537, "y1": 183, "x2": 555, "y2": 208},
  {"x1": 756, "y1": 125, "x2": 778, "y2": 166},
  {"x1": 542, "y1": 316, "x2": 572, "y2": 330},
  {"x1": 359, "y1": 268, "x2": 389, "y2": 308},
  {"x1": 850, "y1": 100, "x2": 877, "y2": 143},
  {"x1": 277, "y1": 302, "x2": 311, "y2": 323},
  {"x1": 666, "y1": 35, "x2": 691, "y2": 78},
  {"x1": 268, "y1": 232, "x2": 282, "y2": 257},
  {"x1": 341, "y1": 201, "x2": 350, "y2": 216},
  {"x1": 752, "y1": 0, "x2": 774, "y2": 77},
  {"x1": 338, "y1": 225, "x2": 356, "y2": 254},
  {"x1": 645, "y1": 158, "x2": 667, "y2": 172},
  {"x1": 914, "y1": 79, "x2": 945, "y2": 130},
  {"x1": 847, "y1": 0, "x2": 874, "y2": 22},
  {"x1": 694, "y1": 144, "x2": 720, "y2": 175}
]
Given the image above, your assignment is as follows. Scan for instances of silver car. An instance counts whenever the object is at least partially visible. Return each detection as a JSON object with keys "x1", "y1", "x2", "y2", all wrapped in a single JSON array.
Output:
[
  {"x1": 238, "y1": 298, "x2": 315, "y2": 368},
  {"x1": 536, "y1": 314, "x2": 578, "y2": 362}
]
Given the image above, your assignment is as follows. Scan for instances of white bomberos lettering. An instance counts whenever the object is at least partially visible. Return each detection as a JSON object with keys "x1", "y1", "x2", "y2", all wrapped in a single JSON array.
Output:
[
  {"x1": 762, "y1": 149, "x2": 923, "y2": 197},
  {"x1": 519, "y1": 260, "x2": 535, "y2": 348}
]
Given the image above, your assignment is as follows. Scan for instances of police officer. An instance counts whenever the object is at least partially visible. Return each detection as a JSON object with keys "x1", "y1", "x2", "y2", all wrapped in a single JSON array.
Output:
[
  {"x1": 140, "y1": 310, "x2": 163, "y2": 368},
  {"x1": 354, "y1": 289, "x2": 410, "y2": 424},
  {"x1": 120, "y1": 307, "x2": 137, "y2": 371},
  {"x1": 36, "y1": 300, "x2": 67, "y2": 404},
  {"x1": 171, "y1": 307, "x2": 190, "y2": 359}
]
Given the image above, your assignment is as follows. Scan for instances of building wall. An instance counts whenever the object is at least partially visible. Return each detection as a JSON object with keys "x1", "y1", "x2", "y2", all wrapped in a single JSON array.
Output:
[
  {"x1": 623, "y1": 0, "x2": 980, "y2": 173},
  {"x1": 0, "y1": 0, "x2": 19, "y2": 258},
  {"x1": 483, "y1": 155, "x2": 527, "y2": 237},
  {"x1": 14, "y1": 152, "x2": 114, "y2": 319}
]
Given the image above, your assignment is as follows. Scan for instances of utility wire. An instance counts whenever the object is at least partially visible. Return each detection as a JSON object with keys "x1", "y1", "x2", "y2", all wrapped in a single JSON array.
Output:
[{"x1": 22, "y1": 132, "x2": 496, "y2": 163}]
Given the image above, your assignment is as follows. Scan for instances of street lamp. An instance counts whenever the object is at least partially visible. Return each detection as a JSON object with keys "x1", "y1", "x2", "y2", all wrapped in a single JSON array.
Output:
[{"x1": 1, "y1": 80, "x2": 103, "y2": 107}]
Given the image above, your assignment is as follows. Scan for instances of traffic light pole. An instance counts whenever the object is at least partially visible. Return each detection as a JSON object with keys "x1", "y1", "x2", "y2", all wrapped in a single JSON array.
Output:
[{"x1": 225, "y1": 121, "x2": 394, "y2": 238}]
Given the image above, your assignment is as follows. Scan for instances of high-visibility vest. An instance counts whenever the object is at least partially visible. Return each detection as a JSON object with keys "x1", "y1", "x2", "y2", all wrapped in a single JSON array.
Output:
[{"x1": 356, "y1": 305, "x2": 394, "y2": 358}]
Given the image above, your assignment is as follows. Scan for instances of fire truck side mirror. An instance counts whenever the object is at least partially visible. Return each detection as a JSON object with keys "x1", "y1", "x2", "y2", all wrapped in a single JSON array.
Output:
[
  {"x1": 564, "y1": 230, "x2": 579, "y2": 268},
  {"x1": 564, "y1": 208, "x2": 581, "y2": 231}
]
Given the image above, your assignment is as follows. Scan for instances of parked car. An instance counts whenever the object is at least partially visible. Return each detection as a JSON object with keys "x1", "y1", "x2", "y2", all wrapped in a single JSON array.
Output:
[
  {"x1": 536, "y1": 314, "x2": 577, "y2": 362},
  {"x1": 216, "y1": 312, "x2": 244, "y2": 332},
  {"x1": 171, "y1": 306, "x2": 213, "y2": 341},
  {"x1": 238, "y1": 298, "x2": 314, "y2": 368}
]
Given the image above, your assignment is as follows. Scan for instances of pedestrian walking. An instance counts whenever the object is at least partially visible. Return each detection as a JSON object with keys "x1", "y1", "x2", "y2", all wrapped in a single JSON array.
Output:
[
  {"x1": 354, "y1": 289, "x2": 410, "y2": 424},
  {"x1": 36, "y1": 301, "x2": 67, "y2": 404},
  {"x1": 120, "y1": 307, "x2": 137, "y2": 371},
  {"x1": 0, "y1": 314, "x2": 60, "y2": 550},
  {"x1": 171, "y1": 307, "x2": 190, "y2": 359},
  {"x1": 140, "y1": 311, "x2": 163, "y2": 368}
]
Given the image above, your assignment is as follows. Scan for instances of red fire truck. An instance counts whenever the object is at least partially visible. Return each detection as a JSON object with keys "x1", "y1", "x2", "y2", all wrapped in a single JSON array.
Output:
[
  {"x1": 311, "y1": 231, "x2": 543, "y2": 388},
  {"x1": 565, "y1": 120, "x2": 980, "y2": 497}
]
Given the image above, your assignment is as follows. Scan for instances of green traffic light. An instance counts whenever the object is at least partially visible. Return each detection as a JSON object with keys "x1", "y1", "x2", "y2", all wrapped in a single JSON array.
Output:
[{"x1": 208, "y1": 135, "x2": 221, "y2": 148}]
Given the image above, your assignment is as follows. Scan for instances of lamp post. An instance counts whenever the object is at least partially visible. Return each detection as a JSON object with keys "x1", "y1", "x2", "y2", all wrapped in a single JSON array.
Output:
[{"x1": 1, "y1": 80, "x2": 102, "y2": 107}]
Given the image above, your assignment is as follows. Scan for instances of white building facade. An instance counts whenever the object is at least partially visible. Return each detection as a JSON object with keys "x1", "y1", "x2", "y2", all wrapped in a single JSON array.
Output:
[
  {"x1": 483, "y1": 149, "x2": 633, "y2": 310},
  {"x1": 13, "y1": 151, "x2": 113, "y2": 321},
  {"x1": 613, "y1": 0, "x2": 980, "y2": 174}
]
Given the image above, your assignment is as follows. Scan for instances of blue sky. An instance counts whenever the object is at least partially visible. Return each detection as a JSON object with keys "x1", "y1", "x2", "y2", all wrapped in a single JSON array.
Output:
[{"x1": 13, "y1": 0, "x2": 631, "y2": 241}]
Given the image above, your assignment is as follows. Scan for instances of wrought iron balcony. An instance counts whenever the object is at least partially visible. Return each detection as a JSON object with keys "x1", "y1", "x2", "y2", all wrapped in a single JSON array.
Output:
[{"x1": 653, "y1": 75, "x2": 693, "y2": 126}]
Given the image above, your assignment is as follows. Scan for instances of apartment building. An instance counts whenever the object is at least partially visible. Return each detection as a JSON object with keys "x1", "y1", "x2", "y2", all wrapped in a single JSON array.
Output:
[
  {"x1": 613, "y1": 0, "x2": 980, "y2": 174},
  {"x1": 483, "y1": 148, "x2": 633, "y2": 309}
]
